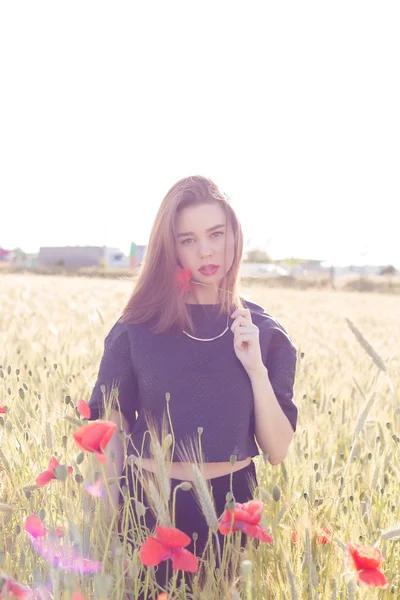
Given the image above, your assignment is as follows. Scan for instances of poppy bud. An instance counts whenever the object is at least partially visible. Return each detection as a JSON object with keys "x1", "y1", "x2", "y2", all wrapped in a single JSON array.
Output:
[
  {"x1": 180, "y1": 482, "x2": 192, "y2": 492},
  {"x1": 272, "y1": 484, "x2": 281, "y2": 502}
]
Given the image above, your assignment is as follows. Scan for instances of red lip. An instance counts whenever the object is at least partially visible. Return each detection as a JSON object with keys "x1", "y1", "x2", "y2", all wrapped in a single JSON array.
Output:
[{"x1": 198, "y1": 264, "x2": 219, "y2": 275}]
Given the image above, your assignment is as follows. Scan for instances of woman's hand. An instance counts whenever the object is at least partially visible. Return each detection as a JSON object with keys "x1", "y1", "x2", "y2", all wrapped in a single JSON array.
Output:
[{"x1": 230, "y1": 308, "x2": 265, "y2": 377}]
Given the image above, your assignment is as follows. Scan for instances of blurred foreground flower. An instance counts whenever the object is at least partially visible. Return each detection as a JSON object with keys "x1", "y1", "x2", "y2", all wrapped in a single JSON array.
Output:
[
  {"x1": 36, "y1": 456, "x2": 73, "y2": 486},
  {"x1": 345, "y1": 542, "x2": 389, "y2": 589},
  {"x1": 73, "y1": 420, "x2": 116, "y2": 464},
  {"x1": 24, "y1": 515, "x2": 47, "y2": 538},
  {"x1": 29, "y1": 534, "x2": 102, "y2": 575},
  {"x1": 140, "y1": 526, "x2": 198, "y2": 572},
  {"x1": 85, "y1": 477, "x2": 104, "y2": 498},
  {"x1": 0, "y1": 574, "x2": 31, "y2": 599},
  {"x1": 218, "y1": 499, "x2": 273, "y2": 543},
  {"x1": 25, "y1": 515, "x2": 101, "y2": 574}
]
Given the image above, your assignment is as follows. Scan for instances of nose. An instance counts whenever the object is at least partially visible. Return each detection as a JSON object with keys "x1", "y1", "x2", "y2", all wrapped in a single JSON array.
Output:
[{"x1": 199, "y1": 244, "x2": 212, "y2": 259}]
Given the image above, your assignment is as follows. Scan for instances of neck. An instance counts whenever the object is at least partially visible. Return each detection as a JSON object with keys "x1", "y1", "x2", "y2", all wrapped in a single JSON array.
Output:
[{"x1": 185, "y1": 283, "x2": 220, "y2": 305}]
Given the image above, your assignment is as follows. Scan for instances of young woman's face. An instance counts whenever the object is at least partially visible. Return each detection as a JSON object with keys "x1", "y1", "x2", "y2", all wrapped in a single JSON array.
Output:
[{"x1": 175, "y1": 202, "x2": 235, "y2": 288}]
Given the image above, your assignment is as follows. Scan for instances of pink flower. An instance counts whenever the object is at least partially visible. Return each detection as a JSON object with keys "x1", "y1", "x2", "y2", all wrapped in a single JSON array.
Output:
[
  {"x1": 85, "y1": 477, "x2": 104, "y2": 498},
  {"x1": 24, "y1": 515, "x2": 47, "y2": 538},
  {"x1": 29, "y1": 535, "x2": 102, "y2": 574}
]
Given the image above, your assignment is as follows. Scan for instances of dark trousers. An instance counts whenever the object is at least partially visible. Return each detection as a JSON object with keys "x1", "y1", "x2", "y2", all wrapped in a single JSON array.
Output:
[{"x1": 118, "y1": 460, "x2": 258, "y2": 599}]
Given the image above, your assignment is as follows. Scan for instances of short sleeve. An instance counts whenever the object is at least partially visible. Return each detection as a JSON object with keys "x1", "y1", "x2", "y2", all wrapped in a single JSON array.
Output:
[
  {"x1": 263, "y1": 326, "x2": 298, "y2": 433},
  {"x1": 87, "y1": 322, "x2": 138, "y2": 432}
]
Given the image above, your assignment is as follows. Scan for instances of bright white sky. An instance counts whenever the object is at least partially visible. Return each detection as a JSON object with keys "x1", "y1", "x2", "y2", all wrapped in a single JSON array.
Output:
[{"x1": 1, "y1": 2, "x2": 399, "y2": 267}]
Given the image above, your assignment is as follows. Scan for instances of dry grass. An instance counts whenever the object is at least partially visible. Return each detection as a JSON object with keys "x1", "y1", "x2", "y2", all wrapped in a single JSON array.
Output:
[{"x1": 0, "y1": 274, "x2": 399, "y2": 599}]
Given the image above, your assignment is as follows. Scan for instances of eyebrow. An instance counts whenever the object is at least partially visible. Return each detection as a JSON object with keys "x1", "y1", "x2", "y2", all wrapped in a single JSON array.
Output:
[{"x1": 176, "y1": 223, "x2": 226, "y2": 238}]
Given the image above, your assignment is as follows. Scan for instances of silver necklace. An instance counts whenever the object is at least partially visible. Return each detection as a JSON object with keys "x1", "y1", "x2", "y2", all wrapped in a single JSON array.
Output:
[{"x1": 182, "y1": 314, "x2": 230, "y2": 342}]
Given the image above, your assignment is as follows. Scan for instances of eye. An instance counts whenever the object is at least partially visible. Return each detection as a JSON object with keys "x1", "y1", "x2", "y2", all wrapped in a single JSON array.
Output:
[
  {"x1": 212, "y1": 231, "x2": 224, "y2": 238},
  {"x1": 182, "y1": 238, "x2": 195, "y2": 245}
]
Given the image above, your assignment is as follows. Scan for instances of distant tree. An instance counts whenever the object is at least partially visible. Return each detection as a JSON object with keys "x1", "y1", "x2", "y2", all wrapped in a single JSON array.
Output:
[
  {"x1": 278, "y1": 257, "x2": 308, "y2": 268},
  {"x1": 243, "y1": 249, "x2": 272, "y2": 263},
  {"x1": 380, "y1": 265, "x2": 396, "y2": 276},
  {"x1": 12, "y1": 247, "x2": 27, "y2": 262}
]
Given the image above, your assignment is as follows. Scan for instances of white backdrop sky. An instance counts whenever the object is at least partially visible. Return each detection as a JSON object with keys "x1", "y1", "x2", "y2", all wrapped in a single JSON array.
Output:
[{"x1": 1, "y1": 2, "x2": 399, "y2": 267}]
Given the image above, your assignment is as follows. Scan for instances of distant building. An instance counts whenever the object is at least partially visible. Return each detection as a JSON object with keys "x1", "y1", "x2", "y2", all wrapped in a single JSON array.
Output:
[
  {"x1": 131, "y1": 244, "x2": 147, "y2": 264},
  {"x1": 240, "y1": 262, "x2": 290, "y2": 277},
  {"x1": 38, "y1": 246, "x2": 130, "y2": 269},
  {"x1": 0, "y1": 247, "x2": 13, "y2": 262}
]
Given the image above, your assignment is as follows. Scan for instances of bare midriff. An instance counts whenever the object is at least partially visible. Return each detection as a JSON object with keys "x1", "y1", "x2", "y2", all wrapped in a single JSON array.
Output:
[{"x1": 132, "y1": 456, "x2": 252, "y2": 481}]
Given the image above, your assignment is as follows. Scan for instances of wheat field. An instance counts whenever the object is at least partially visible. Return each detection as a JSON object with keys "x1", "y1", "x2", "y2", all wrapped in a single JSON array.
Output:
[{"x1": 0, "y1": 274, "x2": 399, "y2": 599}]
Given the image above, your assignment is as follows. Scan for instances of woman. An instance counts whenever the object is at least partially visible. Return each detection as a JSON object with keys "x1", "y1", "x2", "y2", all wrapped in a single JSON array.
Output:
[{"x1": 87, "y1": 175, "x2": 298, "y2": 595}]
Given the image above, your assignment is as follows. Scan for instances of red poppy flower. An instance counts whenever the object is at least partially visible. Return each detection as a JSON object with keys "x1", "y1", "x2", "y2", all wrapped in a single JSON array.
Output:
[
  {"x1": 0, "y1": 405, "x2": 6, "y2": 414},
  {"x1": 1, "y1": 577, "x2": 31, "y2": 599},
  {"x1": 36, "y1": 456, "x2": 73, "y2": 486},
  {"x1": 140, "y1": 526, "x2": 198, "y2": 573},
  {"x1": 175, "y1": 267, "x2": 195, "y2": 297},
  {"x1": 55, "y1": 526, "x2": 64, "y2": 538},
  {"x1": 317, "y1": 527, "x2": 333, "y2": 544},
  {"x1": 291, "y1": 530, "x2": 298, "y2": 546},
  {"x1": 73, "y1": 420, "x2": 117, "y2": 464},
  {"x1": 77, "y1": 399, "x2": 91, "y2": 419},
  {"x1": 218, "y1": 499, "x2": 273, "y2": 543},
  {"x1": 71, "y1": 593, "x2": 86, "y2": 600},
  {"x1": 345, "y1": 542, "x2": 389, "y2": 589}
]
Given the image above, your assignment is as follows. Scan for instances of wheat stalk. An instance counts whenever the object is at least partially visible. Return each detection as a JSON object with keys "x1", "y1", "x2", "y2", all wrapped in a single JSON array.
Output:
[
  {"x1": 191, "y1": 464, "x2": 218, "y2": 533},
  {"x1": 151, "y1": 437, "x2": 171, "y2": 504},
  {"x1": 342, "y1": 392, "x2": 377, "y2": 485},
  {"x1": 148, "y1": 480, "x2": 172, "y2": 528},
  {"x1": 346, "y1": 317, "x2": 400, "y2": 417}
]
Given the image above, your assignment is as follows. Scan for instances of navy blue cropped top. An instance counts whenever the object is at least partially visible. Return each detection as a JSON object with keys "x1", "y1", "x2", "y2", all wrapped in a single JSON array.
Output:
[{"x1": 87, "y1": 299, "x2": 298, "y2": 462}]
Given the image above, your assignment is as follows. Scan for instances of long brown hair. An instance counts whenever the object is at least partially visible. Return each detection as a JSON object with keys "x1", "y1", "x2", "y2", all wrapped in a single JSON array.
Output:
[{"x1": 119, "y1": 175, "x2": 245, "y2": 335}]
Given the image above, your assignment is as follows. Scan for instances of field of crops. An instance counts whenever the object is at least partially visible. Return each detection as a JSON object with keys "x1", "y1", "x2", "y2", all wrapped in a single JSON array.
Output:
[{"x1": 1, "y1": 274, "x2": 399, "y2": 599}]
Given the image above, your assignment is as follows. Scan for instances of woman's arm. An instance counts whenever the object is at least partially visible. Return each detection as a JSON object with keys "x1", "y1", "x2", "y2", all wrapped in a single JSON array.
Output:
[{"x1": 248, "y1": 366, "x2": 294, "y2": 465}]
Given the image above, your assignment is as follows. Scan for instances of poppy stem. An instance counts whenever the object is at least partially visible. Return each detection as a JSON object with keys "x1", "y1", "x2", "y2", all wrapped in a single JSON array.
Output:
[
  {"x1": 190, "y1": 280, "x2": 235, "y2": 296},
  {"x1": 165, "y1": 559, "x2": 170, "y2": 593},
  {"x1": 214, "y1": 532, "x2": 223, "y2": 573}
]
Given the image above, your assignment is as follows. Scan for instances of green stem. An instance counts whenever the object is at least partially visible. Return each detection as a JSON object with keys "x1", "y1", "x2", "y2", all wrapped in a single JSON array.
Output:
[{"x1": 190, "y1": 279, "x2": 235, "y2": 296}]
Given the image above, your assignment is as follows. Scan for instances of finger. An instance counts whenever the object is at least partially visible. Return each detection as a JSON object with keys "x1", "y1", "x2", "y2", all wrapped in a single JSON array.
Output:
[
  {"x1": 231, "y1": 318, "x2": 258, "y2": 334},
  {"x1": 230, "y1": 315, "x2": 250, "y2": 331},
  {"x1": 231, "y1": 308, "x2": 253, "y2": 322},
  {"x1": 235, "y1": 333, "x2": 254, "y2": 345},
  {"x1": 233, "y1": 326, "x2": 254, "y2": 336}
]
